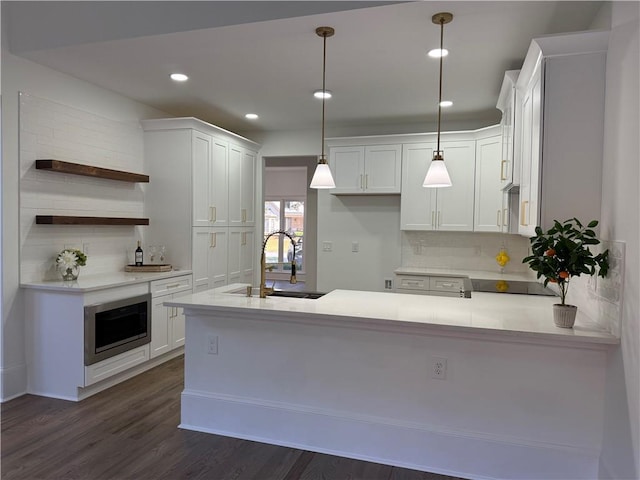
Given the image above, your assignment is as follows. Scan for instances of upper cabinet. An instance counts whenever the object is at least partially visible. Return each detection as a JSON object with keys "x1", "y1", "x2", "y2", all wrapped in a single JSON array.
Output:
[
  {"x1": 473, "y1": 134, "x2": 503, "y2": 232},
  {"x1": 229, "y1": 145, "x2": 256, "y2": 226},
  {"x1": 496, "y1": 70, "x2": 520, "y2": 190},
  {"x1": 328, "y1": 143, "x2": 402, "y2": 194},
  {"x1": 516, "y1": 31, "x2": 608, "y2": 236},
  {"x1": 400, "y1": 138, "x2": 476, "y2": 231}
]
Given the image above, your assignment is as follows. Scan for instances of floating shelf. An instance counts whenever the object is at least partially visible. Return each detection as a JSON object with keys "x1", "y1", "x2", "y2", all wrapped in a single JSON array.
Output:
[
  {"x1": 36, "y1": 216, "x2": 149, "y2": 226},
  {"x1": 35, "y1": 159, "x2": 149, "y2": 183}
]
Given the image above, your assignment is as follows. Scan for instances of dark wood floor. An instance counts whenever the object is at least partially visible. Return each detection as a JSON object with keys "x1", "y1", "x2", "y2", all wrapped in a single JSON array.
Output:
[{"x1": 1, "y1": 356, "x2": 465, "y2": 480}]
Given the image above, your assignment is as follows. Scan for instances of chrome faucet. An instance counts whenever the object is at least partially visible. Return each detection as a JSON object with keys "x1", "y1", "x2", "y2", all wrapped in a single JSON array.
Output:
[{"x1": 259, "y1": 230, "x2": 298, "y2": 298}]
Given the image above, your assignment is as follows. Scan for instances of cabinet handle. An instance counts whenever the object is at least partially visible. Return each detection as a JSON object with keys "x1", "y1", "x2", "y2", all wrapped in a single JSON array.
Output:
[
  {"x1": 503, "y1": 208, "x2": 508, "y2": 227},
  {"x1": 438, "y1": 211, "x2": 442, "y2": 226},
  {"x1": 497, "y1": 209, "x2": 501, "y2": 227},
  {"x1": 360, "y1": 174, "x2": 364, "y2": 190},
  {"x1": 241, "y1": 209, "x2": 246, "y2": 223},
  {"x1": 441, "y1": 283, "x2": 454, "y2": 288},
  {"x1": 210, "y1": 232, "x2": 216, "y2": 247},
  {"x1": 241, "y1": 232, "x2": 246, "y2": 246},
  {"x1": 165, "y1": 283, "x2": 181, "y2": 289},
  {"x1": 500, "y1": 160, "x2": 508, "y2": 181},
  {"x1": 210, "y1": 206, "x2": 216, "y2": 223},
  {"x1": 431, "y1": 211, "x2": 435, "y2": 227},
  {"x1": 365, "y1": 174, "x2": 368, "y2": 190}
]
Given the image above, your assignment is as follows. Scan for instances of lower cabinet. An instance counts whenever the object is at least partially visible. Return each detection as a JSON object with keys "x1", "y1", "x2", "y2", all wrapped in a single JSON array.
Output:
[
  {"x1": 395, "y1": 274, "x2": 469, "y2": 297},
  {"x1": 150, "y1": 274, "x2": 193, "y2": 359}
]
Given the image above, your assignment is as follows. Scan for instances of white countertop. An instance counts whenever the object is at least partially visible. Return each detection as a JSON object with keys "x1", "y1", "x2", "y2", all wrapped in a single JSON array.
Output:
[
  {"x1": 21, "y1": 269, "x2": 192, "y2": 292},
  {"x1": 166, "y1": 284, "x2": 618, "y2": 347},
  {"x1": 394, "y1": 266, "x2": 537, "y2": 282}
]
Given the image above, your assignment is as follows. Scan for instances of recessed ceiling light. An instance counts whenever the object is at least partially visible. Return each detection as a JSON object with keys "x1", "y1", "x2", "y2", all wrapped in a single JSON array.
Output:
[
  {"x1": 313, "y1": 90, "x2": 332, "y2": 99},
  {"x1": 170, "y1": 73, "x2": 189, "y2": 82},
  {"x1": 245, "y1": 113, "x2": 259, "y2": 120},
  {"x1": 439, "y1": 100, "x2": 453, "y2": 107},
  {"x1": 427, "y1": 48, "x2": 449, "y2": 58}
]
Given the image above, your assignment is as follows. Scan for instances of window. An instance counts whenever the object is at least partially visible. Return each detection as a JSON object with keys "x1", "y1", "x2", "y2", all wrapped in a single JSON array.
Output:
[{"x1": 264, "y1": 199, "x2": 304, "y2": 272}]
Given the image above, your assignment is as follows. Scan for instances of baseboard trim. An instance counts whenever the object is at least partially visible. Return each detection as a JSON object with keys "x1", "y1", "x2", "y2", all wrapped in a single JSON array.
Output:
[
  {"x1": 0, "y1": 363, "x2": 27, "y2": 402},
  {"x1": 181, "y1": 389, "x2": 599, "y2": 480}
]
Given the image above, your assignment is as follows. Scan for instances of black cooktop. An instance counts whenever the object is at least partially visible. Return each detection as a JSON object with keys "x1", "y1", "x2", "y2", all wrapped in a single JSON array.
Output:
[{"x1": 471, "y1": 279, "x2": 557, "y2": 296}]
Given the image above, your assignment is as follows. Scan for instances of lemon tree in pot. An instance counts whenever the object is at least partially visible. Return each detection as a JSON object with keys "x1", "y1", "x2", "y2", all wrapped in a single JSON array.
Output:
[{"x1": 523, "y1": 218, "x2": 609, "y2": 328}]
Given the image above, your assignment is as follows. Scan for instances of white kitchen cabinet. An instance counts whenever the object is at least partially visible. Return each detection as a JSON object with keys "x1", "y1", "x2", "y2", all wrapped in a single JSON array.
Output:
[
  {"x1": 395, "y1": 274, "x2": 468, "y2": 297},
  {"x1": 473, "y1": 134, "x2": 503, "y2": 232},
  {"x1": 516, "y1": 31, "x2": 607, "y2": 236},
  {"x1": 192, "y1": 131, "x2": 229, "y2": 227},
  {"x1": 229, "y1": 144, "x2": 256, "y2": 226},
  {"x1": 401, "y1": 140, "x2": 476, "y2": 231},
  {"x1": 150, "y1": 275, "x2": 192, "y2": 359},
  {"x1": 192, "y1": 227, "x2": 228, "y2": 292},
  {"x1": 228, "y1": 227, "x2": 255, "y2": 285},
  {"x1": 329, "y1": 144, "x2": 402, "y2": 194},
  {"x1": 143, "y1": 117, "x2": 259, "y2": 285},
  {"x1": 496, "y1": 70, "x2": 520, "y2": 190}
]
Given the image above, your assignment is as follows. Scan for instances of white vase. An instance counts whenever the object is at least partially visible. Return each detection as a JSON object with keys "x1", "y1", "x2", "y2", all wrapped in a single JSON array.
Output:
[{"x1": 553, "y1": 304, "x2": 577, "y2": 328}]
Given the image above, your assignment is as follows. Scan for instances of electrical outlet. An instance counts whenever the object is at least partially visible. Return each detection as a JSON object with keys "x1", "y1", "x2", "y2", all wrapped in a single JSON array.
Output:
[
  {"x1": 207, "y1": 334, "x2": 218, "y2": 355},
  {"x1": 384, "y1": 279, "x2": 393, "y2": 290},
  {"x1": 322, "y1": 241, "x2": 333, "y2": 252},
  {"x1": 431, "y1": 356, "x2": 447, "y2": 380}
]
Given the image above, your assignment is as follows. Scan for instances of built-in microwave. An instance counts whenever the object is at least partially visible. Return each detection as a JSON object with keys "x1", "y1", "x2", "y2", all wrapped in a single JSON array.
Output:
[{"x1": 84, "y1": 294, "x2": 151, "y2": 365}]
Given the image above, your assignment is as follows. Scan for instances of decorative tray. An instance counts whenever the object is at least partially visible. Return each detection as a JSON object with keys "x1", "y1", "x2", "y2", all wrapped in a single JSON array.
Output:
[{"x1": 125, "y1": 264, "x2": 172, "y2": 272}]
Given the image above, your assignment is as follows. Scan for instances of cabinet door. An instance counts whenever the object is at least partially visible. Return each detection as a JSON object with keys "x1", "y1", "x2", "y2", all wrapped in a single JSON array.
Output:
[
  {"x1": 241, "y1": 149, "x2": 256, "y2": 225},
  {"x1": 330, "y1": 146, "x2": 365, "y2": 194},
  {"x1": 240, "y1": 228, "x2": 255, "y2": 285},
  {"x1": 192, "y1": 131, "x2": 213, "y2": 227},
  {"x1": 192, "y1": 227, "x2": 228, "y2": 292},
  {"x1": 436, "y1": 141, "x2": 475, "y2": 231},
  {"x1": 500, "y1": 91, "x2": 515, "y2": 188},
  {"x1": 228, "y1": 145, "x2": 243, "y2": 226},
  {"x1": 169, "y1": 300, "x2": 185, "y2": 349},
  {"x1": 400, "y1": 143, "x2": 437, "y2": 230},
  {"x1": 474, "y1": 135, "x2": 503, "y2": 232},
  {"x1": 228, "y1": 228, "x2": 242, "y2": 284},
  {"x1": 150, "y1": 296, "x2": 170, "y2": 358},
  {"x1": 210, "y1": 137, "x2": 229, "y2": 226},
  {"x1": 518, "y1": 61, "x2": 542, "y2": 237},
  {"x1": 364, "y1": 144, "x2": 402, "y2": 194}
]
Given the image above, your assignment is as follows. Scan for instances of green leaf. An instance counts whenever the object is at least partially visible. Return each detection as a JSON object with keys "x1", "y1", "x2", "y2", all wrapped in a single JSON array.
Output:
[{"x1": 588, "y1": 220, "x2": 598, "y2": 228}]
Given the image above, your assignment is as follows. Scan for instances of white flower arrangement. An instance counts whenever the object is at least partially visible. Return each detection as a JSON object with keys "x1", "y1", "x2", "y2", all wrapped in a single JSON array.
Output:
[{"x1": 56, "y1": 249, "x2": 87, "y2": 278}]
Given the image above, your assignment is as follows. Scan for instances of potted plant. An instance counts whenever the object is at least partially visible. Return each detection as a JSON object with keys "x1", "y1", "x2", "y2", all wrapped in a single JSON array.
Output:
[
  {"x1": 523, "y1": 218, "x2": 609, "y2": 328},
  {"x1": 56, "y1": 248, "x2": 87, "y2": 281}
]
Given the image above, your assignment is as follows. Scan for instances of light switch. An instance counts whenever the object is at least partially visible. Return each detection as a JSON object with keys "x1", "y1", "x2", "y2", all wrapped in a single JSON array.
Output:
[{"x1": 352, "y1": 241, "x2": 359, "y2": 253}]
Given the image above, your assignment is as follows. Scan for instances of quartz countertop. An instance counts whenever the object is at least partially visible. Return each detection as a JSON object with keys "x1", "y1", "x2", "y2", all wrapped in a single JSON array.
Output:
[
  {"x1": 166, "y1": 284, "x2": 618, "y2": 347},
  {"x1": 21, "y1": 269, "x2": 193, "y2": 292}
]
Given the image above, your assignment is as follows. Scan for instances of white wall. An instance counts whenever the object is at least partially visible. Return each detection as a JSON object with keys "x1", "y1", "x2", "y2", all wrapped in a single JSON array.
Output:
[
  {"x1": 1, "y1": 51, "x2": 169, "y2": 400},
  {"x1": 597, "y1": 3, "x2": 640, "y2": 478}
]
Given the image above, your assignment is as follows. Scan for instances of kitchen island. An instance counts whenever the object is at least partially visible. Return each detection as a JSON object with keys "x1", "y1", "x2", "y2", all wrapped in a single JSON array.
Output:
[{"x1": 167, "y1": 284, "x2": 617, "y2": 480}]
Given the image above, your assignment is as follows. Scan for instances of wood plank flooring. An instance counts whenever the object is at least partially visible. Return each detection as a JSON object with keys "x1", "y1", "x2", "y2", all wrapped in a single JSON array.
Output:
[{"x1": 1, "y1": 356, "x2": 465, "y2": 480}]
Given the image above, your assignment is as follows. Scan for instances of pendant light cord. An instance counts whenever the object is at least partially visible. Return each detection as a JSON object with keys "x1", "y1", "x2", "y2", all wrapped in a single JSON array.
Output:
[
  {"x1": 436, "y1": 17, "x2": 444, "y2": 154},
  {"x1": 321, "y1": 32, "x2": 327, "y2": 161}
]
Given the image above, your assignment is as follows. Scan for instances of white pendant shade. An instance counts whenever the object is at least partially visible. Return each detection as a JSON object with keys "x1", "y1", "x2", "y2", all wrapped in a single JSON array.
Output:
[
  {"x1": 423, "y1": 159, "x2": 452, "y2": 188},
  {"x1": 310, "y1": 162, "x2": 336, "y2": 189}
]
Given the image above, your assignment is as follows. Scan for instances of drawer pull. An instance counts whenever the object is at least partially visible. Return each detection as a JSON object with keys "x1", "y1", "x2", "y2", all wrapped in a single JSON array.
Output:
[
  {"x1": 441, "y1": 283, "x2": 454, "y2": 288},
  {"x1": 165, "y1": 283, "x2": 181, "y2": 289}
]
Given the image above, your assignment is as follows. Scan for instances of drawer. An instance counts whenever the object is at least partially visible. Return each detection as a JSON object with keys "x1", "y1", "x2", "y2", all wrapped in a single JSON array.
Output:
[
  {"x1": 429, "y1": 276, "x2": 465, "y2": 293},
  {"x1": 151, "y1": 274, "x2": 193, "y2": 297},
  {"x1": 396, "y1": 276, "x2": 429, "y2": 291}
]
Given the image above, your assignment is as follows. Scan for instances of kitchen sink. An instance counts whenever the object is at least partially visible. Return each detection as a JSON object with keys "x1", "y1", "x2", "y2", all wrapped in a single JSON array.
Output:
[{"x1": 268, "y1": 290, "x2": 326, "y2": 299}]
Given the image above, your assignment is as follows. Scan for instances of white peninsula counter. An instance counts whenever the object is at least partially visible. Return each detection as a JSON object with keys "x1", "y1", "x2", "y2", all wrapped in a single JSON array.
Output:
[{"x1": 167, "y1": 285, "x2": 617, "y2": 480}]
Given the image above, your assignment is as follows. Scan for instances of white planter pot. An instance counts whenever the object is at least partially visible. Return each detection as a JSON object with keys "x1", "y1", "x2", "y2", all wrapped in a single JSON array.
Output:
[{"x1": 553, "y1": 304, "x2": 577, "y2": 328}]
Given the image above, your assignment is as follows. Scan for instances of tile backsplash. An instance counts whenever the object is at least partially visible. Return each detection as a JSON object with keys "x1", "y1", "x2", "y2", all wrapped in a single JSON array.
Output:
[{"x1": 401, "y1": 231, "x2": 532, "y2": 274}]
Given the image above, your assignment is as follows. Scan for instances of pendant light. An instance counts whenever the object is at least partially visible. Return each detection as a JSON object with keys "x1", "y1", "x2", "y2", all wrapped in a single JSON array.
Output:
[
  {"x1": 423, "y1": 13, "x2": 453, "y2": 188},
  {"x1": 310, "y1": 26, "x2": 336, "y2": 189}
]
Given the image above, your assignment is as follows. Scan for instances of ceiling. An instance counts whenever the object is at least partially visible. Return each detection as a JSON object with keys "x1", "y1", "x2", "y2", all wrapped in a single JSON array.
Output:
[{"x1": 4, "y1": 1, "x2": 605, "y2": 134}]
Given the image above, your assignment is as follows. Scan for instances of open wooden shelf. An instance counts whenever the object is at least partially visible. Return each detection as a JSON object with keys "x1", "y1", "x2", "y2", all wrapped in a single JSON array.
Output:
[
  {"x1": 35, "y1": 159, "x2": 149, "y2": 183},
  {"x1": 36, "y1": 216, "x2": 149, "y2": 226}
]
